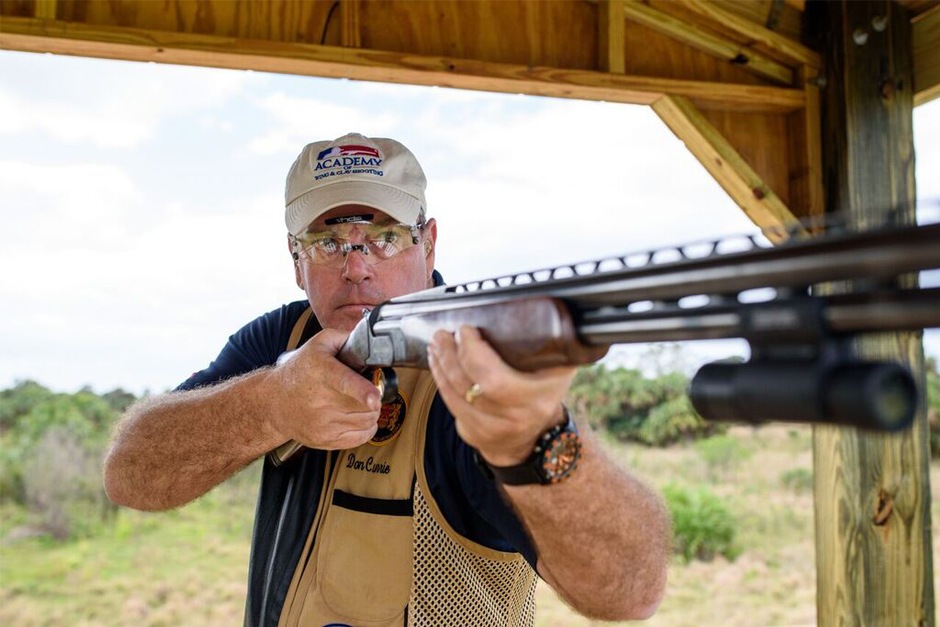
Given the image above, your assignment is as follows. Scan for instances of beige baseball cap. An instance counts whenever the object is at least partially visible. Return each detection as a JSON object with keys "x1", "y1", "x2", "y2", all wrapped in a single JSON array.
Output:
[{"x1": 284, "y1": 132, "x2": 427, "y2": 236}]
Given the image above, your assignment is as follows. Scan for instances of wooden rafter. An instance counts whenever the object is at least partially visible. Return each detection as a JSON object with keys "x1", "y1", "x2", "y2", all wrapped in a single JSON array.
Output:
[
  {"x1": 32, "y1": 0, "x2": 56, "y2": 20},
  {"x1": 787, "y1": 66, "x2": 824, "y2": 220},
  {"x1": 661, "y1": 0, "x2": 820, "y2": 68},
  {"x1": 340, "y1": 1, "x2": 362, "y2": 49},
  {"x1": 652, "y1": 94, "x2": 802, "y2": 241},
  {"x1": 0, "y1": 16, "x2": 805, "y2": 112},
  {"x1": 598, "y1": 0, "x2": 626, "y2": 73},
  {"x1": 623, "y1": 0, "x2": 794, "y2": 85}
]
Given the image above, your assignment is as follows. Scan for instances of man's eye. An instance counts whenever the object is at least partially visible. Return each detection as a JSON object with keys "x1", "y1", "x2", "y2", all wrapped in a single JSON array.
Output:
[
  {"x1": 373, "y1": 230, "x2": 399, "y2": 244},
  {"x1": 314, "y1": 237, "x2": 339, "y2": 253}
]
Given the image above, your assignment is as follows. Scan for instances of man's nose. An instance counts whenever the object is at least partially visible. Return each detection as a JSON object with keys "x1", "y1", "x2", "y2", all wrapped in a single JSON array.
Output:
[{"x1": 341, "y1": 248, "x2": 374, "y2": 284}]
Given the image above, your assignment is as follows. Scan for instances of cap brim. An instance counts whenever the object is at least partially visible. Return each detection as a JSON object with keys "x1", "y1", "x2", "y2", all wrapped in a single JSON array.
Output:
[{"x1": 286, "y1": 180, "x2": 423, "y2": 235}]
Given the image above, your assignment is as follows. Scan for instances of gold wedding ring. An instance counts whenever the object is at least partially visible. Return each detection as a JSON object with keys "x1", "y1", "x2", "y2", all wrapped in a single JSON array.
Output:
[{"x1": 464, "y1": 382, "x2": 483, "y2": 404}]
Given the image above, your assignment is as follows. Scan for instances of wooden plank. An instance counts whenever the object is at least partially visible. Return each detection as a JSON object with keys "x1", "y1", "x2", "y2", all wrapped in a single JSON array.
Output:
[
  {"x1": 711, "y1": 0, "x2": 803, "y2": 42},
  {"x1": 340, "y1": 0, "x2": 361, "y2": 48},
  {"x1": 900, "y1": 0, "x2": 940, "y2": 17},
  {"x1": 701, "y1": 108, "x2": 792, "y2": 210},
  {"x1": 808, "y1": 1, "x2": 934, "y2": 625},
  {"x1": 0, "y1": 16, "x2": 805, "y2": 112},
  {"x1": 914, "y1": 4, "x2": 940, "y2": 105},
  {"x1": 359, "y1": 1, "x2": 597, "y2": 72},
  {"x1": 621, "y1": 15, "x2": 770, "y2": 86},
  {"x1": 598, "y1": 0, "x2": 625, "y2": 73},
  {"x1": 623, "y1": 0, "x2": 794, "y2": 85},
  {"x1": 33, "y1": 0, "x2": 55, "y2": 20},
  {"x1": 651, "y1": 94, "x2": 801, "y2": 241},
  {"x1": 54, "y1": 0, "x2": 338, "y2": 46},
  {"x1": 666, "y1": 0, "x2": 820, "y2": 68},
  {"x1": 787, "y1": 66, "x2": 824, "y2": 219}
]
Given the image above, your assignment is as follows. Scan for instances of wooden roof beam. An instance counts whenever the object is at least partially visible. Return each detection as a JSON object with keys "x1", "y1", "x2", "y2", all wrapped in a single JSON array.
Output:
[
  {"x1": 652, "y1": 94, "x2": 803, "y2": 241},
  {"x1": 0, "y1": 16, "x2": 804, "y2": 113},
  {"x1": 624, "y1": 1, "x2": 794, "y2": 85},
  {"x1": 598, "y1": 0, "x2": 626, "y2": 74},
  {"x1": 340, "y1": 1, "x2": 362, "y2": 49},
  {"x1": 663, "y1": 0, "x2": 821, "y2": 69},
  {"x1": 33, "y1": 0, "x2": 56, "y2": 20}
]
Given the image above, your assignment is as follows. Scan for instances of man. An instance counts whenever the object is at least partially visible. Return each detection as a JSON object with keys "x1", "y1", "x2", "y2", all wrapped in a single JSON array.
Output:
[{"x1": 103, "y1": 132, "x2": 670, "y2": 626}]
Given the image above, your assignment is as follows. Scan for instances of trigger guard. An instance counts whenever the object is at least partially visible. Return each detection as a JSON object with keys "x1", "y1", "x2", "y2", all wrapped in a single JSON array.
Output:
[{"x1": 379, "y1": 367, "x2": 399, "y2": 404}]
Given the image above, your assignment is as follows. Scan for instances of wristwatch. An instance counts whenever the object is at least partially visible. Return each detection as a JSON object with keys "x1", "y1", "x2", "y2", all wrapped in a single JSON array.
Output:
[{"x1": 475, "y1": 408, "x2": 582, "y2": 486}]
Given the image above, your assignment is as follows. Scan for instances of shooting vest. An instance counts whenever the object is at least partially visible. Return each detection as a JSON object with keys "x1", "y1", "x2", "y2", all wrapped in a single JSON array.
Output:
[{"x1": 275, "y1": 308, "x2": 538, "y2": 627}]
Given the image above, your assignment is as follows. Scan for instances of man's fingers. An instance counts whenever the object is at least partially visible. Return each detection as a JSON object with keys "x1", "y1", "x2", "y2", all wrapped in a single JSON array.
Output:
[
  {"x1": 310, "y1": 327, "x2": 352, "y2": 354},
  {"x1": 428, "y1": 330, "x2": 475, "y2": 399},
  {"x1": 330, "y1": 367, "x2": 382, "y2": 410},
  {"x1": 428, "y1": 347, "x2": 494, "y2": 439},
  {"x1": 456, "y1": 326, "x2": 577, "y2": 399},
  {"x1": 333, "y1": 423, "x2": 379, "y2": 450},
  {"x1": 454, "y1": 326, "x2": 515, "y2": 393}
]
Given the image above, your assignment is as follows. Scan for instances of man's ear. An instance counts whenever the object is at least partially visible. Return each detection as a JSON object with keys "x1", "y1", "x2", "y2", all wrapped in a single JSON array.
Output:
[
  {"x1": 423, "y1": 218, "x2": 437, "y2": 285},
  {"x1": 287, "y1": 234, "x2": 303, "y2": 289}
]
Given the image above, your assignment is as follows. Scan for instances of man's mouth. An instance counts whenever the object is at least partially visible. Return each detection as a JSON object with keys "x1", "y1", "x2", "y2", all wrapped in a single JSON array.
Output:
[{"x1": 337, "y1": 303, "x2": 374, "y2": 314}]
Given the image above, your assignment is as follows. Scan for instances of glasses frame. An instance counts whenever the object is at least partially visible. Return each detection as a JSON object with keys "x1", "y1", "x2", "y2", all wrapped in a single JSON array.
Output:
[{"x1": 290, "y1": 216, "x2": 426, "y2": 267}]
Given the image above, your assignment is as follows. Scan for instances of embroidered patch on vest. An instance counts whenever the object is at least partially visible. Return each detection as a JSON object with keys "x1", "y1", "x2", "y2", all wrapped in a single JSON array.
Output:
[{"x1": 370, "y1": 391, "x2": 407, "y2": 445}]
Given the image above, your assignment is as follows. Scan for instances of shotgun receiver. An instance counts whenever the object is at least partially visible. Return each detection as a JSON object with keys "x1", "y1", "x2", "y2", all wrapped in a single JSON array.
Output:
[{"x1": 270, "y1": 218, "x2": 940, "y2": 465}]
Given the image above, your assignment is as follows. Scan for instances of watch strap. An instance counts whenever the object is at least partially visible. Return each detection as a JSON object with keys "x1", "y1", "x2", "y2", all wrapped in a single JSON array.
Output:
[{"x1": 474, "y1": 408, "x2": 579, "y2": 486}]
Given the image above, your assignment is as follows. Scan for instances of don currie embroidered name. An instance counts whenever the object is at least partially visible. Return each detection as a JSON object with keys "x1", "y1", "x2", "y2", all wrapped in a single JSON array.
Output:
[{"x1": 346, "y1": 453, "x2": 391, "y2": 474}]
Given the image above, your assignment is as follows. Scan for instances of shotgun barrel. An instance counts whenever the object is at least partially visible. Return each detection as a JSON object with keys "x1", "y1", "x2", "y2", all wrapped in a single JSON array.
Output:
[{"x1": 270, "y1": 220, "x2": 940, "y2": 465}]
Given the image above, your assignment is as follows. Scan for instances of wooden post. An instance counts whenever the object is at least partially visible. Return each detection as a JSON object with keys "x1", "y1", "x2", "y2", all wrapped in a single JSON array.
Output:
[{"x1": 807, "y1": 1, "x2": 934, "y2": 625}]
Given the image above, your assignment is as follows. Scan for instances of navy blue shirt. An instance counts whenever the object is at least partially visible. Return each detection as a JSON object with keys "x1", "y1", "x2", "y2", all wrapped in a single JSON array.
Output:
[{"x1": 176, "y1": 292, "x2": 538, "y2": 571}]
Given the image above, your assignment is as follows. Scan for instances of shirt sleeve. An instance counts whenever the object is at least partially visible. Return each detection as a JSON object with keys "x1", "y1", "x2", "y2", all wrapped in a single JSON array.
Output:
[
  {"x1": 423, "y1": 394, "x2": 539, "y2": 571},
  {"x1": 175, "y1": 301, "x2": 310, "y2": 391}
]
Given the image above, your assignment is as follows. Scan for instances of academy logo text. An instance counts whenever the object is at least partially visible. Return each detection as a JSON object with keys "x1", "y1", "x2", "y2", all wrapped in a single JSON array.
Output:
[{"x1": 314, "y1": 144, "x2": 384, "y2": 180}]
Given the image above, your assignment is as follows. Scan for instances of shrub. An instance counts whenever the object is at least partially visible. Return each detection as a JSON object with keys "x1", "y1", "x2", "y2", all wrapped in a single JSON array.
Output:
[
  {"x1": 22, "y1": 426, "x2": 116, "y2": 539},
  {"x1": 694, "y1": 434, "x2": 753, "y2": 478},
  {"x1": 927, "y1": 358, "x2": 940, "y2": 458},
  {"x1": 780, "y1": 467, "x2": 814, "y2": 493},
  {"x1": 663, "y1": 483, "x2": 738, "y2": 563}
]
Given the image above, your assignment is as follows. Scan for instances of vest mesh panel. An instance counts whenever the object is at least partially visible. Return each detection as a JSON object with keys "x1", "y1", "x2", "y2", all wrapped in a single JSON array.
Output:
[{"x1": 409, "y1": 483, "x2": 537, "y2": 626}]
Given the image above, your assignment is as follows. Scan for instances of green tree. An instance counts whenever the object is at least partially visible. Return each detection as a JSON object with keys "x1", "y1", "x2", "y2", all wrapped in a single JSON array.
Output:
[{"x1": 567, "y1": 364, "x2": 721, "y2": 446}]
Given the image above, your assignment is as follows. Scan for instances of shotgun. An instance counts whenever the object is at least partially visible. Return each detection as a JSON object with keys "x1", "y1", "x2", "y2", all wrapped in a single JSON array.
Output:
[{"x1": 270, "y1": 217, "x2": 940, "y2": 465}]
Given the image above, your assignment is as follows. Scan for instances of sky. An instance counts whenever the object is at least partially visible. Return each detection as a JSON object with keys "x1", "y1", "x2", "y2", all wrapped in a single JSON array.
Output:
[{"x1": 1, "y1": 50, "x2": 938, "y2": 395}]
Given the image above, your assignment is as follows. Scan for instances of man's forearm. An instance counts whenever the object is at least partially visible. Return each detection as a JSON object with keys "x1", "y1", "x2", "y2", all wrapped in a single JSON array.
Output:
[
  {"x1": 503, "y1": 427, "x2": 670, "y2": 621},
  {"x1": 103, "y1": 368, "x2": 283, "y2": 512}
]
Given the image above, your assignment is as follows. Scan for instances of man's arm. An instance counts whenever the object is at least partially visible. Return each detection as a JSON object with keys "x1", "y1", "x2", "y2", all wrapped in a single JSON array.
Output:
[
  {"x1": 427, "y1": 326, "x2": 670, "y2": 621},
  {"x1": 103, "y1": 329, "x2": 382, "y2": 512}
]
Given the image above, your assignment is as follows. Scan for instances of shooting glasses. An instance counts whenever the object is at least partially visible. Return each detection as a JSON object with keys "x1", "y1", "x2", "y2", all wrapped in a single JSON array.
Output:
[{"x1": 291, "y1": 215, "x2": 425, "y2": 268}]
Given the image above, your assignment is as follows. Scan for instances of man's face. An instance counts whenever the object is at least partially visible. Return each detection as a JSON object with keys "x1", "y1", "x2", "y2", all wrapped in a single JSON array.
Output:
[{"x1": 290, "y1": 204, "x2": 437, "y2": 332}]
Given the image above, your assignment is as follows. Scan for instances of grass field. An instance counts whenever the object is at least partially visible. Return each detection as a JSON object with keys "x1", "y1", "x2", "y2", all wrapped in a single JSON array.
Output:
[{"x1": 2, "y1": 424, "x2": 938, "y2": 626}]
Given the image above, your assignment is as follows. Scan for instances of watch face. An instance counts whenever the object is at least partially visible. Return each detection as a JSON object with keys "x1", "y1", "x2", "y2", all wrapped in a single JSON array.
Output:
[{"x1": 539, "y1": 431, "x2": 582, "y2": 483}]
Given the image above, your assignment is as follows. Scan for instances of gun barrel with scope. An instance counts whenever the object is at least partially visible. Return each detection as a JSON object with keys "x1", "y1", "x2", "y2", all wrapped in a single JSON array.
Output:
[{"x1": 271, "y1": 220, "x2": 940, "y2": 466}]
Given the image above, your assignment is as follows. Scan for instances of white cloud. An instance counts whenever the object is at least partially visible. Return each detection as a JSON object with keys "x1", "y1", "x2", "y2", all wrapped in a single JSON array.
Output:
[
  {"x1": 915, "y1": 98, "x2": 940, "y2": 206},
  {"x1": 0, "y1": 55, "x2": 255, "y2": 148},
  {"x1": 247, "y1": 92, "x2": 400, "y2": 155},
  {"x1": 0, "y1": 158, "x2": 296, "y2": 393}
]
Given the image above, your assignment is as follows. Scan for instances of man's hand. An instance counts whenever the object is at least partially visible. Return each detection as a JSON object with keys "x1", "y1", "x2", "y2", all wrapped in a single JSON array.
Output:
[
  {"x1": 427, "y1": 325, "x2": 576, "y2": 466},
  {"x1": 266, "y1": 328, "x2": 382, "y2": 450}
]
